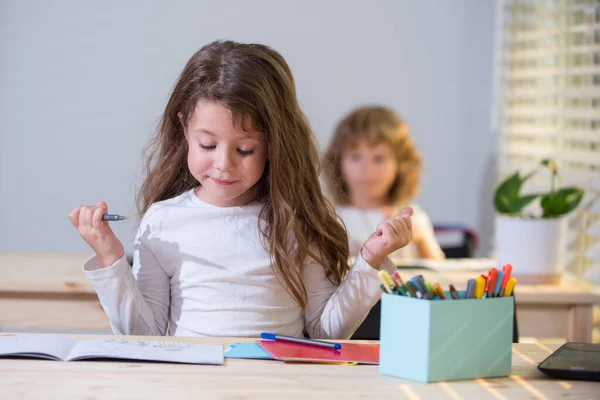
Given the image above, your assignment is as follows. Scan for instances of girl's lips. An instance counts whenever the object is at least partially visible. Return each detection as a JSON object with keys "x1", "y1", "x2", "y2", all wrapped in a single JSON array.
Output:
[{"x1": 212, "y1": 178, "x2": 236, "y2": 186}]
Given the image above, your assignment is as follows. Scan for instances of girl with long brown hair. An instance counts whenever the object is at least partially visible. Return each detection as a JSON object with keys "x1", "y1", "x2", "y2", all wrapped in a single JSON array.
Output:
[{"x1": 68, "y1": 41, "x2": 413, "y2": 339}]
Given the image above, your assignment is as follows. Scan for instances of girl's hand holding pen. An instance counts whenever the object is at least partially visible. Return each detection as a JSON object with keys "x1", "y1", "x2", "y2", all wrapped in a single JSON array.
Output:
[{"x1": 68, "y1": 201, "x2": 125, "y2": 268}]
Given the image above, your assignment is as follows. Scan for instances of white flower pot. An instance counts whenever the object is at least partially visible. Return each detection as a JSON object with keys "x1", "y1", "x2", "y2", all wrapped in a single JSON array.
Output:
[{"x1": 495, "y1": 215, "x2": 567, "y2": 284}]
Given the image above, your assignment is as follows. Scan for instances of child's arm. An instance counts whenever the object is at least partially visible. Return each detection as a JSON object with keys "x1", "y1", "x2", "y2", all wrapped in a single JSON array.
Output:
[
  {"x1": 302, "y1": 250, "x2": 396, "y2": 340},
  {"x1": 303, "y1": 208, "x2": 413, "y2": 339},
  {"x1": 70, "y1": 203, "x2": 170, "y2": 335}
]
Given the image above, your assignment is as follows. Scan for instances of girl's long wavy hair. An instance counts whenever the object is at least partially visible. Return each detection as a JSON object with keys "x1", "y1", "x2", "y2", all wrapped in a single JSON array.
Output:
[{"x1": 137, "y1": 40, "x2": 349, "y2": 310}]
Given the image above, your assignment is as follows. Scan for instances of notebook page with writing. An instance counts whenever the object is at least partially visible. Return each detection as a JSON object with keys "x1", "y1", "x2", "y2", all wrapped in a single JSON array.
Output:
[{"x1": 67, "y1": 338, "x2": 224, "y2": 365}]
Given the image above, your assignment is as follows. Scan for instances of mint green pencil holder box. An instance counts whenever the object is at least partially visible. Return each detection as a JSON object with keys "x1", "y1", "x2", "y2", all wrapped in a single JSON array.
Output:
[{"x1": 379, "y1": 292, "x2": 513, "y2": 383}]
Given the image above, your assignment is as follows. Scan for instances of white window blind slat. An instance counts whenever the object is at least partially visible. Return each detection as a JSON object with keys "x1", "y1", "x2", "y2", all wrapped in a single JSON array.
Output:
[
  {"x1": 591, "y1": 199, "x2": 600, "y2": 215},
  {"x1": 506, "y1": 66, "x2": 600, "y2": 79},
  {"x1": 503, "y1": 87, "x2": 600, "y2": 98},
  {"x1": 505, "y1": 44, "x2": 600, "y2": 60},
  {"x1": 504, "y1": 129, "x2": 599, "y2": 142},
  {"x1": 588, "y1": 242, "x2": 600, "y2": 263},
  {"x1": 589, "y1": 220, "x2": 600, "y2": 239},
  {"x1": 561, "y1": 169, "x2": 600, "y2": 191},
  {"x1": 558, "y1": 150, "x2": 600, "y2": 166}
]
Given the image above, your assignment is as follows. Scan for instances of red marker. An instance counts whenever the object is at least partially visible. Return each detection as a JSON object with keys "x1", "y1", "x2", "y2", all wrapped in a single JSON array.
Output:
[
  {"x1": 483, "y1": 271, "x2": 492, "y2": 296},
  {"x1": 500, "y1": 264, "x2": 513, "y2": 296},
  {"x1": 487, "y1": 269, "x2": 498, "y2": 298}
]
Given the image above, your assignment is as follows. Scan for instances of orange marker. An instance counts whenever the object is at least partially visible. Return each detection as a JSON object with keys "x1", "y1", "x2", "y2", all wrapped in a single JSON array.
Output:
[{"x1": 432, "y1": 283, "x2": 446, "y2": 300}]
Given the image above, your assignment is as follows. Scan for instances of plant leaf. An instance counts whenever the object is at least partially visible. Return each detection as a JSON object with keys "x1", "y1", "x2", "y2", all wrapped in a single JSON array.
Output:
[
  {"x1": 494, "y1": 172, "x2": 537, "y2": 214},
  {"x1": 540, "y1": 187, "x2": 585, "y2": 217},
  {"x1": 514, "y1": 194, "x2": 540, "y2": 211}
]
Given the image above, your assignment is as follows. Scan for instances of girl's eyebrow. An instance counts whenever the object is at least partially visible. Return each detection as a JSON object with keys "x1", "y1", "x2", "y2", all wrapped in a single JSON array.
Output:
[{"x1": 194, "y1": 128, "x2": 260, "y2": 140}]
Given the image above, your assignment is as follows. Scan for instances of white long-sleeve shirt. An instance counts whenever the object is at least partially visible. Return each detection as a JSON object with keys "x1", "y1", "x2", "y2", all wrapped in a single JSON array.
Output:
[
  {"x1": 336, "y1": 204, "x2": 444, "y2": 260},
  {"x1": 84, "y1": 189, "x2": 395, "y2": 339}
]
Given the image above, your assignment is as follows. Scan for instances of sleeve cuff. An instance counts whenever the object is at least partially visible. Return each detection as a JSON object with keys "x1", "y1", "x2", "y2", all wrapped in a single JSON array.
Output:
[
  {"x1": 83, "y1": 254, "x2": 131, "y2": 280},
  {"x1": 352, "y1": 251, "x2": 396, "y2": 274}
]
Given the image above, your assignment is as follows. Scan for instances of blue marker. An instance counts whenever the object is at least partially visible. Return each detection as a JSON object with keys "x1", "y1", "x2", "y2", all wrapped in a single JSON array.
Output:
[
  {"x1": 494, "y1": 271, "x2": 504, "y2": 297},
  {"x1": 261, "y1": 332, "x2": 341, "y2": 350},
  {"x1": 411, "y1": 276, "x2": 432, "y2": 299},
  {"x1": 465, "y1": 279, "x2": 476, "y2": 299}
]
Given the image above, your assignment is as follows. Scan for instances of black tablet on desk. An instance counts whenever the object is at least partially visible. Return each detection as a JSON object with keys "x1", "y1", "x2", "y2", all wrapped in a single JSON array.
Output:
[{"x1": 538, "y1": 343, "x2": 600, "y2": 382}]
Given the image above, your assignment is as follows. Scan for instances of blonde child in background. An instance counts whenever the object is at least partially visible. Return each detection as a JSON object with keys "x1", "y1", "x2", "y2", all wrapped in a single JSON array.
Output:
[
  {"x1": 324, "y1": 105, "x2": 444, "y2": 261},
  {"x1": 68, "y1": 41, "x2": 414, "y2": 339}
]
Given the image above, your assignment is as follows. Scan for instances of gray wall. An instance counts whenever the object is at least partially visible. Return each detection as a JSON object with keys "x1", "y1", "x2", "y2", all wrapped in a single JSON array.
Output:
[{"x1": 0, "y1": 0, "x2": 497, "y2": 255}]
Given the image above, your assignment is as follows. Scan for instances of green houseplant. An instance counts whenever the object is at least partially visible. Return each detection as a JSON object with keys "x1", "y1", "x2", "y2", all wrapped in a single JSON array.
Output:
[
  {"x1": 494, "y1": 159, "x2": 585, "y2": 283},
  {"x1": 494, "y1": 158, "x2": 584, "y2": 218}
]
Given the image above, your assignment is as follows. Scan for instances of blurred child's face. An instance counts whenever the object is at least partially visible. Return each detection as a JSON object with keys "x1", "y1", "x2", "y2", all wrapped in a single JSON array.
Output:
[
  {"x1": 182, "y1": 100, "x2": 267, "y2": 207},
  {"x1": 341, "y1": 140, "x2": 398, "y2": 207}
]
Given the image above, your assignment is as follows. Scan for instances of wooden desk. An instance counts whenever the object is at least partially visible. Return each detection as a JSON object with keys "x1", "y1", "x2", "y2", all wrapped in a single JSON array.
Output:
[
  {"x1": 1, "y1": 253, "x2": 599, "y2": 342},
  {"x1": 0, "y1": 253, "x2": 111, "y2": 332},
  {"x1": 398, "y1": 268, "x2": 600, "y2": 342},
  {"x1": 1, "y1": 333, "x2": 598, "y2": 399}
]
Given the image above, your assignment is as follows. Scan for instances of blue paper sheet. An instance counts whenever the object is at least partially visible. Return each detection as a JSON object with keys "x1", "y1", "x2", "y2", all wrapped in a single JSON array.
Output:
[{"x1": 224, "y1": 342, "x2": 274, "y2": 359}]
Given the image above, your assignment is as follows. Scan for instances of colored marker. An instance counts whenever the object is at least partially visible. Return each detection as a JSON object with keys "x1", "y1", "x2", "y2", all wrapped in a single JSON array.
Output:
[
  {"x1": 494, "y1": 270, "x2": 504, "y2": 297},
  {"x1": 500, "y1": 264, "x2": 513, "y2": 296},
  {"x1": 392, "y1": 271, "x2": 404, "y2": 288},
  {"x1": 487, "y1": 269, "x2": 498, "y2": 298},
  {"x1": 261, "y1": 332, "x2": 341, "y2": 350},
  {"x1": 411, "y1": 277, "x2": 432, "y2": 299},
  {"x1": 405, "y1": 281, "x2": 418, "y2": 298},
  {"x1": 425, "y1": 282, "x2": 436, "y2": 299},
  {"x1": 378, "y1": 271, "x2": 393, "y2": 294},
  {"x1": 449, "y1": 284, "x2": 461, "y2": 299},
  {"x1": 504, "y1": 277, "x2": 517, "y2": 297},
  {"x1": 465, "y1": 279, "x2": 476, "y2": 299},
  {"x1": 432, "y1": 283, "x2": 446, "y2": 300},
  {"x1": 392, "y1": 271, "x2": 407, "y2": 295},
  {"x1": 474, "y1": 276, "x2": 486, "y2": 299}
]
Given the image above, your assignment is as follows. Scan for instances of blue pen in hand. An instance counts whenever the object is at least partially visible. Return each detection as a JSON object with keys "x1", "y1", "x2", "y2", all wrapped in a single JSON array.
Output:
[
  {"x1": 102, "y1": 214, "x2": 127, "y2": 221},
  {"x1": 261, "y1": 332, "x2": 342, "y2": 350}
]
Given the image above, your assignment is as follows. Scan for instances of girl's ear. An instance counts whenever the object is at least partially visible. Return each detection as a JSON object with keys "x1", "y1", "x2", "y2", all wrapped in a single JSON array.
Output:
[{"x1": 177, "y1": 112, "x2": 188, "y2": 140}]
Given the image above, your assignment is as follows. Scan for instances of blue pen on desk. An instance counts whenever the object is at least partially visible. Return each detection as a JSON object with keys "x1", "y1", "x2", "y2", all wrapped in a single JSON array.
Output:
[
  {"x1": 261, "y1": 332, "x2": 342, "y2": 350},
  {"x1": 102, "y1": 214, "x2": 127, "y2": 221}
]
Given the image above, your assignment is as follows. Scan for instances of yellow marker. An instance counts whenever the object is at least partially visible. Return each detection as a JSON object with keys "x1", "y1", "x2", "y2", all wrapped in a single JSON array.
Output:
[
  {"x1": 378, "y1": 270, "x2": 394, "y2": 294},
  {"x1": 432, "y1": 283, "x2": 446, "y2": 299},
  {"x1": 380, "y1": 270, "x2": 396, "y2": 288},
  {"x1": 474, "y1": 276, "x2": 486, "y2": 299},
  {"x1": 504, "y1": 277, "x2": 517, "y2": 297}
]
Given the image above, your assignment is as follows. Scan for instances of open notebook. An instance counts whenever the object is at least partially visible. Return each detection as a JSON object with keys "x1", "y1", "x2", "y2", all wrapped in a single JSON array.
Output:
[{"x1": 0, "y1": 336, "x2": 224, "y2": 365}]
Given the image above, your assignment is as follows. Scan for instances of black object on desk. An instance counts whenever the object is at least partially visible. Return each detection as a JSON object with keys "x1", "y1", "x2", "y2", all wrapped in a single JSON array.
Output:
[{"x1": 538, "y1": 342, "x2": 600, "y2": 382}]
